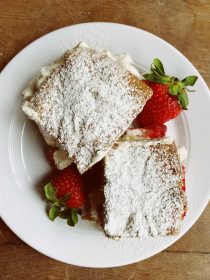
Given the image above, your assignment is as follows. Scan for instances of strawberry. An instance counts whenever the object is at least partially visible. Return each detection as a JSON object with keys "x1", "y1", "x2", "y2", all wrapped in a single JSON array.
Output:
[
  {"x1": 182, "y1": 165, "x2": 186, "y2": 192},
  {"x1": 141, "y1": 124, "x2": 167, "y2": 138},
  {"x1": 126, "y1": 125, "x2": 167, "y2": 139},
  {"x1": 138, "y1": 82, "x2": 182, "y2": 126},
  {"x1": 137, "y1": 58, "x2": 198, "y2": 126},
  {"x1": 181, "y1": 165, "x2": 186, "y2": 220},
  {"x1": 182, "y1": 211, "x2": 186, "y2": 220},
  {"x1": 44, "y1": 165, "x2": 85, "y2": 226}
]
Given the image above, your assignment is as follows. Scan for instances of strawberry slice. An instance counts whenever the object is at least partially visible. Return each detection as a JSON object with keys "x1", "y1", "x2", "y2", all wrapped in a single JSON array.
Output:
[
  {"x1": 141, "y1": 124, "x2": 167, "y2": 138},
  {"x1": 181, "y1": 165, "x2": 187, "y2": 220},
  {"x1": 182, "y1": 165, "x2": 186, "y2": 192},
  {"x1": 182, "y1": 211, "x2": 187, "y2": 220},
  {"x1": 125, "y1": 125, "x2": 167, "y2": 140}
]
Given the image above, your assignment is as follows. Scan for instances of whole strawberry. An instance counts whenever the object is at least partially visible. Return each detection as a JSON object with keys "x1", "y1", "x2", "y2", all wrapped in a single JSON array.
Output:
[
  {"x1": 44, "y1": 165, "x2": 85, "y2": 226},
  {"x1": 137, "y1": 58, "x2": 197, "y2": 126}
]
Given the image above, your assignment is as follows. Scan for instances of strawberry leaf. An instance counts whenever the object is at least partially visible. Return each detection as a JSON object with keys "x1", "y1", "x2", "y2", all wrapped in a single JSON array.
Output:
[
  {"x1": 67, "y1": 217, "x2": 75, "y2": 227},
  {"x1": 59, "y1": 193, "x2": 71, "y2": 205},
  {"x1": 159, "y1": 76, "x2": 171, "y2": 84},
  {"x1": 151, "y1": 66, "x2": 163, "y2": 78},
  {"x1": 182, "y1": 76, "x2": 198, "y2": 86},
  {"x1": 153, "y1": 58, "x2": 165, "y2": 75},
  {"x1": 169, "y1": 84, "x2": 179, "y2": 96},
  {"x1": 44, "y1": 183, "x2": 57, "y2": 203},
  {"x1": 143, "y1": 73, "x2": 156, "y2": 82},
  {"x1": 49, "y1": 206, "x2": 59, "y2": 221},
  {"x1": 58, "y1": 209, "x2": 70, "y2": 219},
  {"x1": 178, "y1": 92, "x2": 189, "y2": 110},
  {"x1": 71, "y1": 209, "x2": 78, "y2": 225}
]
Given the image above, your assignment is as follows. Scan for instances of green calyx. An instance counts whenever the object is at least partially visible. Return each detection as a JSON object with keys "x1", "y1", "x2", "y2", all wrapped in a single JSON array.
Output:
[
  {"x1": 143, "y1": 58, "x2": 198, "y2": 110},
  {"x1": 44, "y1": 183, "x2": 82, "y2": 227}
]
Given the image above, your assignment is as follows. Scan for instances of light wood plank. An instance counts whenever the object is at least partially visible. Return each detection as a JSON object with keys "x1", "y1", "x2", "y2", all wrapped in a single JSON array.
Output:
[{"x1": 0, "y1": 244, "x2": 209, "y2": 280}]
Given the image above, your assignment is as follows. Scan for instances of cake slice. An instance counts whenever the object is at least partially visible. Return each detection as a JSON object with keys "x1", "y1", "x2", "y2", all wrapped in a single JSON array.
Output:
[
  {"x1": 103, "y1": 138, "x2": 187, "y2": 238},
  {"x1": 22, "y1": 44, "x2": 152, "y2": 174}
]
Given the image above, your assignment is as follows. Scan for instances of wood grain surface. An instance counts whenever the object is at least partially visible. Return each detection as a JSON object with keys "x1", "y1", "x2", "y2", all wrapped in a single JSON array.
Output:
[{"x1": 0, "y1": 0, "x2": 210, "y2": 279}]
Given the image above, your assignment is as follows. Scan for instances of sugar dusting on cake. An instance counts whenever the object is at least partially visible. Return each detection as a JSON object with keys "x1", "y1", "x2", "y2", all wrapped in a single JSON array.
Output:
[
  {"x1": 22, "y1": 45, "x2": 152, "y2": 173},
  {"x1": 103, "y1": 138, "x2": 187, "y2": 238},
  {"x1": 22, "y1": 42, "x2": 145, "y2": 171}
]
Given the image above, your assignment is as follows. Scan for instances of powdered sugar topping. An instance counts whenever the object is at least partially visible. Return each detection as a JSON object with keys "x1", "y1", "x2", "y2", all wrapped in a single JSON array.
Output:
[
  {"x1": 104, "y1": 138, "x2": 186, "y2": 238},
  {"x1": 23, "y1": 46, "x2": 152, "y2": 173}
]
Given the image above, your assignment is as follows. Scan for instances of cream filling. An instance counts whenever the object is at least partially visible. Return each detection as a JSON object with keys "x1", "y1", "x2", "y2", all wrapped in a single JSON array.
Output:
[
  {"x1": 114, "y1": 137, "x2": 174, "y2": 150},
  {"x1": 22, "y1": 42, "x2": 144, "y2": 170},
  {"x1": 121, "y1": 128, "x2": 146, "y2": 140},
  {"x1": 177, "y1": 146, "x2": 188, "y2": 164},
  {"x1": 53, "y1": 149, "x2": 73, "y2": 170},
  {"x1": 121, "y1": 130, "x2": 187, "y2": 163}
]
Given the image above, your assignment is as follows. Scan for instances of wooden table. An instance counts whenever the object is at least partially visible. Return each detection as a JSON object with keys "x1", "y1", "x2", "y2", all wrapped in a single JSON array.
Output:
[{"x1": 0, "y1": 1, "x2": 210, "y2": 279}]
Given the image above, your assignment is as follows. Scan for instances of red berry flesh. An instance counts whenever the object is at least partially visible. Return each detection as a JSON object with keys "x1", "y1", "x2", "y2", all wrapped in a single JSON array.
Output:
[{"x1": 137, "y1": 81, "x2": 182, "y2": 126}]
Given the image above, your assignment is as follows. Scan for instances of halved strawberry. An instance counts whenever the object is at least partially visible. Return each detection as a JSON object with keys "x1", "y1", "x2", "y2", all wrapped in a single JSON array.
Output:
[{"x1": 141, "y1": 124, "x2": 167, "y2": 138}]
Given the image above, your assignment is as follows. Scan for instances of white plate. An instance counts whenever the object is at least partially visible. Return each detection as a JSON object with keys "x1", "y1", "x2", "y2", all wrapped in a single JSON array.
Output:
[{"x1": 0, "y1": 23, "x2": 210, "y2": 268}]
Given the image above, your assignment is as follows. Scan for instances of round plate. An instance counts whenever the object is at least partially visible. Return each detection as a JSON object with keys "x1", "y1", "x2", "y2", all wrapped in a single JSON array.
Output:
[{"x1": 0, "y1": 23, "x2": 209, "y2": 268}]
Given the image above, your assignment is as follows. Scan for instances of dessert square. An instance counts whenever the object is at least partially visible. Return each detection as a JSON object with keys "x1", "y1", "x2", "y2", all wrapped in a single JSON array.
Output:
[
  {"x1": 22, "y1": 45, "x2": 152, "y2": 173},
  {"x1": 103, "y1": 138, "x2": 187, "y2": 238}
]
